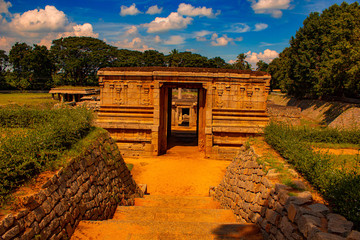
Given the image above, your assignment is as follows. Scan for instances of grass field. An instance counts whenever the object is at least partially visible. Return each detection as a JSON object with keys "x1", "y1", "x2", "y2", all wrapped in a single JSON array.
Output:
[{"x1": 0, "y1": 93, "x2": 57, "y2": 106}]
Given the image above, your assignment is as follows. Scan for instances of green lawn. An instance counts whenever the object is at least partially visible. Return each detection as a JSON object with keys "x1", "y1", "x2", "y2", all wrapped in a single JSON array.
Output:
[{"x1": 0, "y1": 93, "x2": 57, "y2": 106}]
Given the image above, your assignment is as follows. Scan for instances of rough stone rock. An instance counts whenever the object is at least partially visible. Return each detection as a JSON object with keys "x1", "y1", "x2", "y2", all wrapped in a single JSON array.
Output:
[
  {"x1": 3, "y1": 214, "x2": 15, "y2": 229},
  {"x1": 33, "y1": 206, "x2": 46, "y2": 222},
  {"x1": 308, "y1": 203, "x2": 329, "y2": 215},
  {"x1": 298, "y1": 215, "x2": 321, "y2": 238},
  {"x1": 2, "y1": 225, "x2": 20, "y2": 240},
  {"x1": 279, "y1": 216, "x2": 294, "y2": 239},
  {"x1": 327, "y1": 213, "x2": 353, "y2": 237},
  {"x1": 289, "y1": 191, "x2": 313, "y2": 205},
  {"x1": 312, "y1": 232, "x2": 346, "y2": 240},
  {"x1": 347, "y1": 231, "x2": 360, "y2": 240}
]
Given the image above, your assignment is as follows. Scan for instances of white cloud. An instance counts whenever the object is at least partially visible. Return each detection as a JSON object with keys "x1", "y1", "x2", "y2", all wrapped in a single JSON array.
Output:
[
  {"x1": 154, "y1": 35, "x2": 161, "y2": 43},
  {"x1": 164, "y1": 35, "x2": 185, "y2": 45},
  {"x1": 8, "y1": 5, "x2": 68, "y2": 35},
  {"x1": 125, "y1": 25, "x2": 138, "y2": 35},
  {"x1": 0, "y1": 0, "x2": 11, "y2": 15},
  {"x1": 0, "y1": 4, "x2": 100, "y2": 49},
  {"x1": 146, "y1": 5, "x2": 163, "y2": 15},
  {"x1": 254, "y1": 23, "x2": 268, "y2": 31},
  {"x1": 249, "y1": 0, "x2": 291, "y2": 18},
  {"x1": 38, "y1": 23, "x2": 99, "y2": 48},
  {"x1": 228, "y1": 23, "x2": 250, "y2": 33},
  {"x1": 0, "y1": 36, "x2": 15, "y2": 51},
  {"x1": 112, "y1": 37, "x2": 153, "y2": 51},
  {"x1": 194, "y1": 30, "x2": 212, "y2": 41},
  {"x1": 177, "y1": 3, "x2": 220, "y2": 18},
  {"x1": 120, "y1": 3, "x2": 142, "y2": 16},
  {"x1": 228, "y1": 59, "x2": 236, "y2": 64},
  {"x1": 211, "y1": 34, "x2": 243, "y2": 46},
  {"x1": 245, "y1": 49, "x2": 279, "y2": 65},
  {"x1": 144, "y1": 12, "x2": 193, "y2": 33}
]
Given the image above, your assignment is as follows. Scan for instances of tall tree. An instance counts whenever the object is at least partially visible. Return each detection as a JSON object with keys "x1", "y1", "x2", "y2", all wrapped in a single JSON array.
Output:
[
  {"x1": 0, "y1": 50, "x2": 9, "y2": 89},
  {"x1": 256, "y1": 60, "x2": 269, "y2": 72},
  {"x1": 142, "y1": 50, "x2": 165, "y2": 66},
  {"x1": 28, "y1": 45, "x2": 55, "y2": 89},
  {"x1": 51, "y1": 36, "x2": 118, "y2": 86},
  {"x1": 271, "y1": 2, "x2": 360, "y2": 98},
  {"x1": 233, "y1": 53, "x2": 251, "y2": 70},
  {"x1": 8, "y1": 42, "x2": 32, "y2": 90},
  {"x1": 209, "y1": 57, "x2": 232, "y2": 68}
]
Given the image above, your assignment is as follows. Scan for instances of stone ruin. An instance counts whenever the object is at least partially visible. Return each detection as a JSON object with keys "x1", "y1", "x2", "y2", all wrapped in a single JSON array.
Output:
[{"x1": 96, "y1": 67, "x2": 271, "y2": 159}]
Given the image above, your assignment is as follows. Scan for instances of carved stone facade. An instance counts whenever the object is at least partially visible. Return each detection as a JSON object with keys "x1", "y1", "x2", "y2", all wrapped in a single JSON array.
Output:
[{"x1": 96, "y1": 67, "x2": 271, "y2": 159}]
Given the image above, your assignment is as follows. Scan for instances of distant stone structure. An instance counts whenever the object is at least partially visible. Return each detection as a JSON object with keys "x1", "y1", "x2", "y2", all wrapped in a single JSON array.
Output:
[
  {"x1": 96, "y1": 67, "x2": 270, "y2": 159},
  {"x1": 49, "y1": 88, "x2": 99, "y2": 102}
]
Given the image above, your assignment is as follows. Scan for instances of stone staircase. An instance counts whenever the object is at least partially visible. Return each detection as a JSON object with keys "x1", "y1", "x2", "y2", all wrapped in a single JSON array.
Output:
[{"x1": 71, "y1": 195, "x2": 262, "y2": 240}]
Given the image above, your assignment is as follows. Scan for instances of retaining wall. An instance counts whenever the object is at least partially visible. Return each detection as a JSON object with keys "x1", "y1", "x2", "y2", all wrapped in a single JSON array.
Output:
[
  {"x1": 0, "y1": 129, "x2": 142, "y2": 240},
  {"x1": 212, "y1": 147, "x2": 360, "y2": 240},
  {"x1": 267, "y1": 103, "x2": 301, "y2": 126}
]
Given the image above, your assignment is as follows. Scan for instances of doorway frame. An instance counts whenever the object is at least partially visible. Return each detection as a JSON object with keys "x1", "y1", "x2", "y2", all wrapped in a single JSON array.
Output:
[{"x1": 158, "y1": 83, "x2": 206, "y2": 155}]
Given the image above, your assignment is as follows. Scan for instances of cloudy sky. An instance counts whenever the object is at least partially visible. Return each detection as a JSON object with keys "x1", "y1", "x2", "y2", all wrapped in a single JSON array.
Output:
[{"x1": 0, "y1": 0, "x2": 357, "y2": 65}]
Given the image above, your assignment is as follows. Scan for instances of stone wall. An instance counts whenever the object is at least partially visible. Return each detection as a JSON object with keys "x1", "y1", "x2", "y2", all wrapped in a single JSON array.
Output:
[
  {"x1": 267, "y1": 103, "x2": 301, "y2": 126},
  {"x1": 212, "y1": 147, "x2": 359, "y2": 240},
  {"x1": 0, "y1": 129, "x2": 142, "y2": 240}
]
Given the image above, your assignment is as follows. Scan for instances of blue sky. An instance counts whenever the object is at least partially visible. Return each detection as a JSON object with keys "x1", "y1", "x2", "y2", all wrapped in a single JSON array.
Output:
[{"x1": 0, "y1": 0, "x2": 358, "y2": 65}]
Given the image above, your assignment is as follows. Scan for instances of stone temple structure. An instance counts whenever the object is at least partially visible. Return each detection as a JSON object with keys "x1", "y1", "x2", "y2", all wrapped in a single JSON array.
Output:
[{"x1": 96, "y1": 67, "x2": 271, "y2": 159}]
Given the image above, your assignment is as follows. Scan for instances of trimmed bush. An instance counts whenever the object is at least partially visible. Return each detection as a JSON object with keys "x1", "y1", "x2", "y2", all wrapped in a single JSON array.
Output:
[
  {"x1": 0, "y1": 105, "x2": 94, "y2": 203},
  {"x1": 265, "y1": 122, "x2": 360, "y2": 229}
]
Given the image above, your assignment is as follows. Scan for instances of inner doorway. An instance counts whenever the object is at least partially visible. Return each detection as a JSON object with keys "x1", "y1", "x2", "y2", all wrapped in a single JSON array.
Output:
[{"x1": 158, "y1": 83, "x2": 206, "y2": 155}]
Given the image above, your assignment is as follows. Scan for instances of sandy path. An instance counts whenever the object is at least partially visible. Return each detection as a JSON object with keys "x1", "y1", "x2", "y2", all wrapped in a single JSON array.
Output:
[{"x1": 124, "y1": 145, "x2": 230, "y2": 197}]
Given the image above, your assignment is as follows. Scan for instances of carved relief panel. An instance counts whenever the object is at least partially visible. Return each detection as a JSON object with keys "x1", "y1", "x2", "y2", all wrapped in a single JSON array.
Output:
[{"x1": 137, "y1": 83, "x2": 154, "y2": 106}]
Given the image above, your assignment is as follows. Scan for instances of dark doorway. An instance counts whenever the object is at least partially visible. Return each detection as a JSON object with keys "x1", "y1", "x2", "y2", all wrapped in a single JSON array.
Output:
[{"x1": 158, "y1": 83, "x2": 206, "y2": 154}]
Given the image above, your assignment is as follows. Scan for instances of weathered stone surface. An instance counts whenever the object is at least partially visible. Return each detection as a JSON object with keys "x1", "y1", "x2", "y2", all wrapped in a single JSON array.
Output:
[
  {"x1": 288, "y1": 191, "x2": 313, "y2": 205},
  {"x1": 298, "y1": 215, "x2": 321, "y2": 238},
  {"x1": 312, "y1": 232, "x2": 346, "y2": 240},
  {"x1": 2, "y1": 225, "x2": 20, "y2": 240},
  {"x1": 213, "y1": 147, "x2": 356, "y2": 240},
  {"x1": 279, "y1": 216, "x2": 294, "y2": 239},
  {"x1": 0, "y1": 131, "x2": 141, "y2": 240},
  {"x1": 3, "y1": 214, "x2": 15, "y2": 229},
  {"x1": 327, "y1": 213, "x2": 353, "y2": 237},
  {"x1": 346, "y1": 230, "x2": 360, "y2": 240},
  {"x1": 308, "y1": 203, "x2": 329, "y2": 215}
]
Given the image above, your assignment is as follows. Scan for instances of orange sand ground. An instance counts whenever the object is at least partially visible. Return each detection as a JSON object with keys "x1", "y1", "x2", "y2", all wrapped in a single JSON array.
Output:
[{"x1": 125, "y1": 144, "x2": 230, "y2": 197}]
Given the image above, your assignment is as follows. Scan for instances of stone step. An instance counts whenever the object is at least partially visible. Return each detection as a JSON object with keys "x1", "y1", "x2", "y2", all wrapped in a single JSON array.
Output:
[
  {"x1": 134, "y1": 195, "x2": 222, "y2": 209},
  {"x1": 113, "y1": 206, "x2": 237, "y2": 223},
  {"x1": 71, "y1": 219, "x2": 262, "y2": 240}
]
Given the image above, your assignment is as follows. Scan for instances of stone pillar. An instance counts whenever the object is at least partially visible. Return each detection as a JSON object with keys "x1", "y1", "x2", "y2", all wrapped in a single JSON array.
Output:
[
  {"x1": 205, "y1": 84, "x2": 213, "y2": 158},
  {"x1": 152, "y1": 82, "x2": 160, "y2": 156},
  {"x1": 178, "y1": 88, "x2": 182, "y2": 99}
]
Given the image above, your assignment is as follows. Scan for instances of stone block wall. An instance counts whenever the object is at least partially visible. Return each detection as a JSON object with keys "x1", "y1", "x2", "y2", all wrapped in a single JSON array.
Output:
[
  {"x1": 267, "y1": 103, "x2": 301, "y2": 126},
  {"x1": 0, "y1": 129, "x2": 142, "y2": 240},
  {"x1": 212, "y1": 147, "x2": 359, "y2": 240}
]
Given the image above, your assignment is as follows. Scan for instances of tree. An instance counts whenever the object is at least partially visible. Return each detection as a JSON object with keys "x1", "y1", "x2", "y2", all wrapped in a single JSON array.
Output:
[
  {"x1": 209, "y1": 57, "x2": 232, "y2": 68},
  {"x1": 28, "y1": 45, "x2": 55, "y2": 89},
  {"x1": 256, "y1": 60, "x2": 269, "y2": 72},
  {"x1": 51, "y1": 36, "x2": 118, "y2": 86},
  {"x1": 142, "y1": 50, "x2": 165, "y2": 66},
  {"x1": 0, "y1": 50, "x2": 9, "y2": 89},
  {"x1": 8, "y1": 42, "x2": 32, "y2": 90},
  {"x1": 114, "y1": 49, "x2": 143, "y2": 67},
  {"x1": 233, "y1": 53, "x2": 251, "y2": 70},
  {"x1": 270, "y1": 2, "x2": 360, "y2": 98},
  {"x1": 7, "y1": 43, "x2": 55, "y2": 90},
  {"x1": 166, "y1": 49, "x2": 181, "y2": 67}
]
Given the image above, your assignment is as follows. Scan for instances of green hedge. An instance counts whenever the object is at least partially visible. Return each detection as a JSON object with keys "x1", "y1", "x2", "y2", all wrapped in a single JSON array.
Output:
[
  {"x1": 264, "y1": 122, "x2": 360, "y2": 229},
  {"x1": 292, "y1": 126, "x2": 360, "y2": 145},
  {"x1": 0, "y1": 106, "x2": 94, "y2": 203}
]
